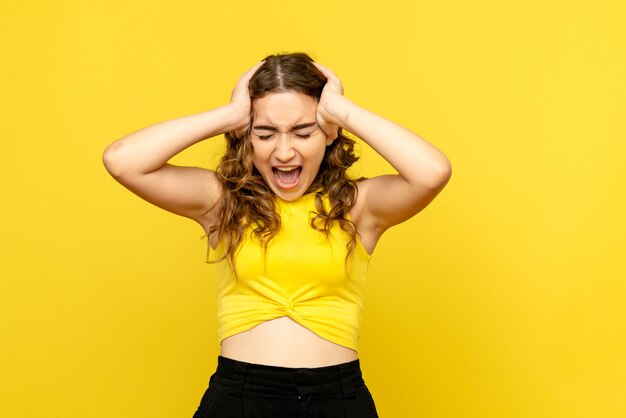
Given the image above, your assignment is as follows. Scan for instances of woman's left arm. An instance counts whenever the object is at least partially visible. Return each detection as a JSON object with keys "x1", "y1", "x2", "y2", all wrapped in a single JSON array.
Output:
[{"x1": 314, "y1": 62, "x2": 452, "y2": 236}]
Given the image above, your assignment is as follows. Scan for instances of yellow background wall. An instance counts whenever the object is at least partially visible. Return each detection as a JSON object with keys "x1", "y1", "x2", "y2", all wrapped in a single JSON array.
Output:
[{"x1": 2, "y1": 1, "x2": 625, "y2": 417}]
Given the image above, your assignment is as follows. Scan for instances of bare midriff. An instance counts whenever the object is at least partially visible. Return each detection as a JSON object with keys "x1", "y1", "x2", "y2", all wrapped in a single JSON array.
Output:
[{"x1": 220, "y1": 316, "x2": 359, "y2": 368}]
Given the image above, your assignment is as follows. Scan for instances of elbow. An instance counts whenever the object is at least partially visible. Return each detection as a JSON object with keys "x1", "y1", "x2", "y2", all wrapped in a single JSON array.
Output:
[
  {"x1": 439, "y1": 158, "x2": 452, "y2": 184},
  {"x1": 428, "y1": 158, "x2": 452, "y2": 190},
  {"x1": 102, "y1": 142, "x2": 126, "y2": 179}
]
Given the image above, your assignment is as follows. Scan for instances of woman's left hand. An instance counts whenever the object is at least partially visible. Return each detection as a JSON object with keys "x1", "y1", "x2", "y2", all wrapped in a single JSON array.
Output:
[{"x1": 313, "y1": 62, "x2": 346, "y2": 141}]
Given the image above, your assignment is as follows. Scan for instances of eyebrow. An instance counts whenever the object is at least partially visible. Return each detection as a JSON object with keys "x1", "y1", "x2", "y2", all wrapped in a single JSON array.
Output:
[{"x1": 252, "y1": 122, "x2": 317, "y2": 131}]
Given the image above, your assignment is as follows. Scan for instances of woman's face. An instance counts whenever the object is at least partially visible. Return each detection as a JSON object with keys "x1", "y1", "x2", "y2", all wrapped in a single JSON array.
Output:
[{"x1": 250, "y1": 91, "x2": 333, "y2": 201}]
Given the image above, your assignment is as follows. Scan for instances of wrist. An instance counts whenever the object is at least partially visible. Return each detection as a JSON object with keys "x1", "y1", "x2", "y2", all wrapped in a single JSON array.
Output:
[
  {"x1": 219, "y1": 103, "x2": 249, "y2": 132},
  {"x1": 325, "y1": 94, "x2": 353, "y2": 127}
]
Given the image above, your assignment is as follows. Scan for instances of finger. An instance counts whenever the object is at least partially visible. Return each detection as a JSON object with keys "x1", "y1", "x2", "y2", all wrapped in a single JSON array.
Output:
[
  {"x1": 313, "y1": 62, "x2": 343, "y2": 94},
  {"x1": 235, "y1": 60, "x2": 265, "y2": 87},
  {"x1": 242, "y1": 60, "x2": 265, "y2": 80},
  {"x1": 312, "y1": 62, "x2": 339, "y2": 81},
  {"x1": 231, "y1": 61, "x2": 265, "y2": 101},
  {"x1": 312, "y1": 61, "x2": 331, "y2": 76}
]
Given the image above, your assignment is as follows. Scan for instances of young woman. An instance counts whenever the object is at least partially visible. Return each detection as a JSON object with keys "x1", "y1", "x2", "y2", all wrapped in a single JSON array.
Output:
[{"x1": 103, "y1": 52, "x2": 451, "y2": 417}]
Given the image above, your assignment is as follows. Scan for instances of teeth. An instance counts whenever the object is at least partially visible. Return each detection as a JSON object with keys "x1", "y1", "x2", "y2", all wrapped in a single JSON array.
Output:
[{"x1": 275, "y1": 167, "x2": 298, "y2": 172}]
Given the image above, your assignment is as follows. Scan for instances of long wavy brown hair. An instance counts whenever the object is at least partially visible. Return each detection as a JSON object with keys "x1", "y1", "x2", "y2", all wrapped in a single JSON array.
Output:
[{"x1": 206, "y1": 52, "x2": 364, "y2": 266}]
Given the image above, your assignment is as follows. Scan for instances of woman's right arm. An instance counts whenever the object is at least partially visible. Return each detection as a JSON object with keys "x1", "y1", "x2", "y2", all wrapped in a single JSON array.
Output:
[{"x1": 102, "y1": 62, "x2": 263, "y2": 225}]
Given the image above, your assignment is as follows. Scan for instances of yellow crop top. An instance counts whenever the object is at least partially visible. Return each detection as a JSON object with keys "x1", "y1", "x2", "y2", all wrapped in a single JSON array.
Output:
[{"x1": 214, "y1": 192, "x2": 372, "y2": 352}]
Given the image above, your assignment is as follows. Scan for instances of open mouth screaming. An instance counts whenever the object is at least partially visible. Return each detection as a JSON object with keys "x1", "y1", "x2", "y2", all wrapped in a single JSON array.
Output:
[{"x1": 272, "y1": 166, "x2": 302, "y2": 189}]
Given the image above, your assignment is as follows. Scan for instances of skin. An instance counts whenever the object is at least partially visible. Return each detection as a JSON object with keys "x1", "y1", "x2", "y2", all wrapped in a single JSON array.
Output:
[
  {"x1": 102, "y1": 60, "x2": 452, "y2": 367},
  {"x1": 249, "y1": 91, "x2": 333, "y2": 202}
]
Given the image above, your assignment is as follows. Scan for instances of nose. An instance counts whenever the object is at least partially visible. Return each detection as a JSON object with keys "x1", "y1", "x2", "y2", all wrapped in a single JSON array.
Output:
[{"x1": 273, "y1": 134, "x2": 296, "y2": 162}]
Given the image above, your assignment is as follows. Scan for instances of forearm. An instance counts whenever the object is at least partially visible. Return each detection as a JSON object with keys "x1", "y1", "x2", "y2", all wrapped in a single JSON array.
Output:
[
  {"x1": 102, "y1": 104, "x2": 239, "y2": 176},
  {"x1": 334, "y1": 96, "x2": 451, "y2": 188}
]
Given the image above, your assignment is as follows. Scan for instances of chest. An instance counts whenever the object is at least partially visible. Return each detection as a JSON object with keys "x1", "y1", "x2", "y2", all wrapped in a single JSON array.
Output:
[{"x1": 232, "y1": 208, "x2": 350, "y2": 292}]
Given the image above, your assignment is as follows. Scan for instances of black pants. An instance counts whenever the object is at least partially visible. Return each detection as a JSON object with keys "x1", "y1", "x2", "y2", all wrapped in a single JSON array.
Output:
[{"x1": 192, "y1": 355, "x2": 379, "y2": 417}]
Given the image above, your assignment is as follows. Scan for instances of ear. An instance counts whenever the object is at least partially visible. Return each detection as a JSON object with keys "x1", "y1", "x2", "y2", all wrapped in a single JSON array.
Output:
[{"x1": 325, "y1": 134, "x2": 336, "y2": 146}]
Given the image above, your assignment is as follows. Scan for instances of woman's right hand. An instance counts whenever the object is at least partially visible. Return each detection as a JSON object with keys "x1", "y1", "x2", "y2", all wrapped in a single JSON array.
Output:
[{"x1": 228, "y1": 61, "x2": 265, "y2": 139}]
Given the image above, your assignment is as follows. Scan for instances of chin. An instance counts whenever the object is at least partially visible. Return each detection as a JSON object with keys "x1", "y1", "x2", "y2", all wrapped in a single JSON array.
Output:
[
  {"x1": 273, "y1": 188, "x2": 305, "y2": 201},
  {"x1": 270, "y1": 180, "x2": 311, "y2": 201}
]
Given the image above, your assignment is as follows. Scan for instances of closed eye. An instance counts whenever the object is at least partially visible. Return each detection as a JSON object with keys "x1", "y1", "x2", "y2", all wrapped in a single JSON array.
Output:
[
  {"x1": 255, "y1": 133, "x2": 311, "y2": 140},
  {"x1": 295, "y1": 128, "x2": 317, "y2": 138}
]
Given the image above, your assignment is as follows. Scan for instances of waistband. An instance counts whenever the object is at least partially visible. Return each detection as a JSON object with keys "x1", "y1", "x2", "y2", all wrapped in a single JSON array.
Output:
[{"x1": 211, "y1": 355, "x2": 365, "y2": 399}]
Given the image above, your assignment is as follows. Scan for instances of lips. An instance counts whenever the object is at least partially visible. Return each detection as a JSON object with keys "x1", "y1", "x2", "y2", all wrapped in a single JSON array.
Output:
[{"x1": 272, "y1": 166, "x2": 302, "y2": 189}]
